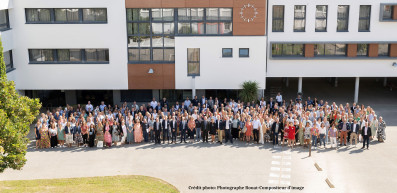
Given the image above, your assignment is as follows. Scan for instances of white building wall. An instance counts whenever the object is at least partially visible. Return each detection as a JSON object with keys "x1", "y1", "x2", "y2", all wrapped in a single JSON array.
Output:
[
  {"x1": 267, "y1": 0, "x2": 397, "y2": 77},
  {"x1": 175, "y1": 36, "x2": 266, "y2": 90},
  {"x1": 10, "y1": 0, "x2": 128, "y2": 90}
]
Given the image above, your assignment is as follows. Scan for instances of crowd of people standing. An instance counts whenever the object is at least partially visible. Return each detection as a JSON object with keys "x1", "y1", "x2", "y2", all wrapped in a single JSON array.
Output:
[{"x1": 34, "y1": 93, "x2": 387, "y2": 151}]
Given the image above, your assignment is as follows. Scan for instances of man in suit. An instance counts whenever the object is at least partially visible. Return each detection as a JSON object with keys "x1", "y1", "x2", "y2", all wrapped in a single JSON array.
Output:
[
  {"x1": 153, "y1": 118, "x2": 162, "y2": 144},
  {"x1": 179, "y1": 117, "x2": 187, "y2": 143},
  {"x1": 162, "y1": 116, "x2": 170, "y2": 144},
  {"x1": 268, "y1": 98, "x2": 275, "y2": 111},
  {"x1": 216, "y1": 115, "x2": 223, "y2": 144},
  {"x1": 361, "y1": 122, "x2": 372, "y2": 150},
  {"x1": 224, "y1": 116, "x2": 233, "y2": 144},
  {"x1": 170, "y1": 116, "x2": 177, "y2": 144},
  {"x1": 271, "y1": 118, "x2": 281, "y2": 146},
  {"x1": 350, "y1": 119, "x2": 360, "y2": 146},
  {"x1": 201, "y1": 116, "x2": 210, "y2": 143}
]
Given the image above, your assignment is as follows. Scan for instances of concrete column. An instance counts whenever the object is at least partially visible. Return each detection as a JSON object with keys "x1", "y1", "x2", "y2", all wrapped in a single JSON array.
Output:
[
  {"x1": 383, "y1": 77, "x2": 387, "y2": 87},
  {"x1": 298, "y1": 77, "x2": 303, "y2": 93},
  {"x1": 113, "y1": 90, "x2": 121, "y2": 106},
  {"x1": 334, "y1": 77, "x2": 338, "y2": 87},
  {"x1": 192, "y1": 76, "x2": 196, "y2": 98},
  {"x1": 286, "y1": 78, "x2": 289, "y2": 87},
  {"x1": 354, "y1": 77, "x2": 360, "y2": 103},
  {"x1": 65, "y1": 90, "x2": 77, "y2": 105}
]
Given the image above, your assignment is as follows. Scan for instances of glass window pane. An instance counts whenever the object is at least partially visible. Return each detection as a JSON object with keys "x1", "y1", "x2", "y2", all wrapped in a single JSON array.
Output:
[
  {"x1": 42, "y1": 49, "x2": 54, "y2": 61},
  {"x1": 315, "y1": 19, "x2": 327, "y2": 31},
  {"x1": 152, "y1": 8, "x2": 162, "y2": 21},
  {"x1": 324, "y1": 44, "x2": 335, "y2": 55},
  {"x1": 314, "y1": 44, "x2": 325, "y2": 56},
  {"x1": 357, "y1": 44, "x2": 368, "y2": 56},
  {"x1": 272, "y1": 44, "x2": 282, "y2": 56},
  {"x1": 3, "y1": 51, "x2": 11, "y2": 65},
  {"x1": 191, "y1": 22, "x2": 205, "y2": 34},
  {"x1": 0, "y1": 10, "x2": 8, "y2": 30},
  {"x1": 188, "y1": 48, "x2": 200, "y2": 62},
  {"x1": 67, "y1": 9, "x2": 80, "y2": 21},
  {"x1": 188, "y1": 63, "x2": 200, "y2": 75},
  {"x1": 359, "y1": 5, "x2": 371, "y2": 18},
  {"x1": 206, "y1": 23, "x2": 218, "y2": 34},
  {"x1": 83, "y1": 8, "x2": 106, "y2": 22},
  {"x1": 85, "y1": 49, "x2": 97, "y2": 61},
  {"x1": 222, "y1": 48, "x2": 232, "y2": 57},
  {"x1": 178, "y1": 22, "x2": 191, "y2": 34},
  {"x1": 219, "y1": 8, "x2": 232, "y2": 20},
  {"x1": 335, "y1": 44, "x2": 346, "y2": 56},
  {"x1": 152, "y1": 23, "x2": 163, "y2": 34},
  {"x1": 294, "y1": 19, "x2": 305, "y2": 31},
  {"x1": 95, "y1": 9, "x2": 107, "y2": 22},
  {"x1": 153, "y1": 49, "x2": 164, "y2": 61},
  {"x1": 164, "y1": 22, "x2": 174, "y2": 34},
  {"x1": 294, "y1": 6, "x2": 306, "y2": 18},
  {"x1": 358, "y1": 20, "x2": 370, "y2": 31},
  {"x1": 273, "y1": 6, "x2": 284, "y2": 18},
  {"x1": 29, "y1": 50, "x2": 42, "y2": 62},
  {"x1": 140, "y1": 36, "x2": 151, "y2": 47},
  {"x1": 206, "y1": 8, "x2": 219, "y2": 20},
  {"x1": 140, "y1": 49, "x2": 150, "y2": 61},
  {"x1": 82, "y1": 9, "x2": 96, "y2": 21},
  {"x1": 128, "y1": 49, "x2": 139, "y2": 61},
  {"x1": 38, "y1": 9, "x2": 51, "y2": 22},
  {"x1": 178, "y1": 8, "x2": 190, "y2": 21},
  {"x1": 191, "y1": 8, "x2": 204, "y2": 20},
  {"x1": 239, "y1": 48, "x2": 249, "y2": 57},
  {"x1": 26, "y1": 9, "x2": 39, "y2": 22},
  {"x1": 139, "y1": 9, "x2": 150, "y2": 21},
  {"x1": 292, "y1": 44, "x2": 304, "y2": 55},
  {"x1": 164, "y1": 49, "x2": 175, "y2": 61},
  {"x1": 57, "y1": 49, "x2": 70, "y2": 61},
  {"x1": 164, "y1": 36, "x2": 175, "y2": 47},
  {"x1": 383, "y1": 5, "x2": 393, "y2": 19},
  {"x1": 272, "y1": 19, "x2": 284, "y2": 32},
  {"x1": 219, "y1": 22, "x2": 232, "y2": 35},
  {"x1": 282, "y1": 44, "x2": 293, "y2": 56},
  {"x1": 55, "y1": 9, "x2": 67, "y2": 22},
  {"x1": 96, "y1": 49, "x2": 109, "y2": 61},
  {"x1": 139, "y1": 23, "x2": 150, "y2": 35},
  {"x1": 163, "y1": 9, "x2": 174, "y2": 21},
  {"x1": 337, "y1": 19, "x2": 348, "y2": 31},
  {"x1": 128, "y1": 23, "x2": 138, "y2": 34},
  {"x1": 152, "y1": 36, "x2": 163, "y2": 47},
  {"x1": 128, "y1": 36, "x2": 140, "y2": 47},
  {"x1": 378, "y1": 44, "x2": 389, "y2": 56},
  {"x1": 70, "y1": 49, "x2": 82, "y2": 61},
  {"x1": 337, "y1": 6, "x2": 349, "y2": 31},
  {"x1": 316, "y1": 6, "x2": 327, "y2": 18},
  {"x1": 127, "y1": 9, "x2": 139, "y2": 21}
]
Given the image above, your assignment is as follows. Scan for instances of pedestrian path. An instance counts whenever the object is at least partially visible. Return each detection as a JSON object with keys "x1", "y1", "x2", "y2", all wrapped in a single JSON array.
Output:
[{"x1": 268, "y1": 146, "x2": 292, "y2": 192}]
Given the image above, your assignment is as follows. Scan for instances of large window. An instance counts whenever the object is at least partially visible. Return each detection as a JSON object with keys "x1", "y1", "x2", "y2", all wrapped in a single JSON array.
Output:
[
  {"x1": 357, "y1": 44, "x2": 368, "y2": 56},
  {"x1": 359, "y1": 5, "x2": 371, "y2": 31},
  {"x1": 222, "y1": 48, "x2": 232, "y2": 58},
  {"x1": 29, "y1": 49, "x2": 109, "y2": 63},
  {"x1": 0, "y1": 9, "x2": 10, "y2": 31},
  {"x1": 314, "y1": 44, "x2": 346, "y2": 56},
  {"x1": 315, "y1": 6, "x2": 327, "y2": 32},
  {"x1": 382, "y1": 5, "x2": 394, "y2": 20},
  {"x1": 4, "y1": 50, "x2": 13, "y2": 72},
  {"x1": 26, "y1": 8, "x2": 107, "y2": 23},
  {"x1": 187, "y1": 48, "x2": 200, "y2": 76},
  {"x1": 378, "y1": 44, "x2": 389, "y2": 56},
  {"x1": 337, "y1": 5, "x2": 349, "y2": 32},
  {"x1": 127, "y1": 8, "x2": 232, "y2": 63},
  {"x1": 294, "y1": 5, "x2": 306, "y2": 32},
  {"x1": 272, "y1": 44, "x2": 304, "y2": 57},
  {"x1": 272, "y1": 5, "x2": 284, "y2": 32}
]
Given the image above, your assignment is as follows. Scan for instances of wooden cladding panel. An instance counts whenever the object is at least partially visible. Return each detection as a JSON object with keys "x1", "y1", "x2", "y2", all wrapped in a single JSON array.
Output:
[
  {"x1": 390, "y1": 44, "x2": 397, "y2": 57},
  {"x1": 368, "y1": 44, "x2": 379, "y2": 57},
  {"x1": 393, "y1": 5, "x2": 397, "y2": 20},
  {"x1": 128, "y1": 64, "x2": 175, "y2": 90},
  {"x1": 305, "y1": 44, "x2": 314, "y2": 58},
  {"x1": 347, "y1": 44, "x2": 357, "y2": 57}
]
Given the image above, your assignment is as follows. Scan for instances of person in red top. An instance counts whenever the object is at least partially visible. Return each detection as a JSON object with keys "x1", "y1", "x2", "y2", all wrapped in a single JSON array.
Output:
[
  {"x1": 288, "y1": 121, "x2": 296, "y2": 149},
  {"x1": 282, "y1": 124, "x2": 289, "y2": 147}
]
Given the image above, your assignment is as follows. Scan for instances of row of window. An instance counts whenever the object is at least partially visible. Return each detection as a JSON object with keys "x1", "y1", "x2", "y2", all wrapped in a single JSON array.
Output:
[
  {"x1": 272, "y1": 43, "x2": 391, "y2": 57},
  {"x1": 222, "y1": 48, "x2": 249, "y2": 58},
  {"x1": 26, "y1": 8, "x2": 107, "y2": 23},
  {"x1": 272, "y1": 5, "x2": 375, "y2": 32},
  {"x1": 128, "y1": 48, "x2": 175, "y2": 62},
  {"x1": 29, "y1": 49, "x2": 109, "y2": 63},
  {"x1": 0, "y1": 9, "x2": 10, "y2": 31}
]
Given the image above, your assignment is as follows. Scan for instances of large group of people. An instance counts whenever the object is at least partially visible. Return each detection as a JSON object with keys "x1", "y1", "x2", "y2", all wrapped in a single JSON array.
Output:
[{"x1": 34, "y1": 93, "x2": 387, "y2": 151}]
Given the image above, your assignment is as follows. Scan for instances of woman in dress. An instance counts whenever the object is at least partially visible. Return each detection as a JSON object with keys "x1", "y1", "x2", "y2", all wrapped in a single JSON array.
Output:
[
  {"x1": 74, "y1": 122, "x2": 83, "y2": 147},
  {"x1": 134, "y1": 119, "x2": 143, "y2": 143},
  {"x1": 303, "y1": 121, "x2": 311, "y2": 148},
  {"x1": 209, "y1": 117, "x2": 217, "y2": 143},
  {"x1": 121, "y1": 120, "x2": 127, "y2": 144},
  {"x1": 57, "y1": 119, "x2": 65, "y2": 147},
  {"x1": 298, "y1": 119, "x2": 304, "y2": 145},
  {"x1": 282, "y1": 123, "x2": 289, "y2": 147},
  {"x1": 95, "y1": 119, "x2": 104, "y2": 146},
  {"x1": 49, "y1": 123, "x2": 58, "y2": 148},
  {"x1": 88, "y1": 124, "x2": 96, "y2": 147},
  {"x1": 39, "y1": 123, "x2": 50, "y2": 149},
  {"x1": 112, "y1": 121, "x2": 120, "y2": 146},
  {"x1": 65, "y1": 122, "x2": 74, "y2": 148},
  {"x1": 188, "y1": 116, "x2": 196, "y2": 143},
  {"x1": 377, "y1": 117, "x2": 386, "y2": 142},
  {"x1": 245, "y1": 117, "x2": 252, "y2": 143},
  {"x1": 81, "y1": 121, "x2": 89, "y2": 147},
  {"x1": 231, "y1": 115, "x2": 239, "y2": 140},
  {"x1": 104, "y1": 121, "x2": 112, "y2": 147},
  {"x1": 35, "y1": 120, "x2": 41, "y2": 149},
  {"x1": 259, "y1": 117, "x2": 264, "y2": 144},
  {"x1": 127, "y1": 113, "x2": 134, "y2": 144},
  {"x1": 288, "y1": 121, "x2": 296, "y2": 149}
]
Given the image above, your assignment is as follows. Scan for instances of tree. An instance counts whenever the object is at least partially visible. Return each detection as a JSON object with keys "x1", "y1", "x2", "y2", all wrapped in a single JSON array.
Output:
[
  {"x1": 239, "y1": 81, "x2": 259, "y2": 103},
  {"x1": 0, "y1": 39, "x2": 41, "y2": 172}
]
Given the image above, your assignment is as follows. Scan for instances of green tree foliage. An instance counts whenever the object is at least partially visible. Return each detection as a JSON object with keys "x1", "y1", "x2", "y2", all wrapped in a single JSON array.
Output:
[
  {"x1": 239, "y1": 81, "x2": 259, "y2": 103},
  {"x1": 0, "y1": 39, "x2": 41, "y2": 172}
]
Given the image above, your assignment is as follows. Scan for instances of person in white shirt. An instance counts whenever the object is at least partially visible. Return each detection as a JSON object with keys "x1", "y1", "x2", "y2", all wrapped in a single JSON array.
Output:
[
  {"x1": 276, "y1": 92, "x2": 283, "y2": 106},
  {"x1": 85, "y1": 101, "x2": 93, "y2": 113},
  {"x1": 150, "y1": 98, "x2": 158, "y2": 110},
  {"x1": 319, "y1": 122, "x2": 327, "y2": 148},
  {"x1": 252, "y1": 116, "x2": 261, "y2": 144},
  {"x1": 99, "y1": 101, "x2": 106, "y2": 112}
]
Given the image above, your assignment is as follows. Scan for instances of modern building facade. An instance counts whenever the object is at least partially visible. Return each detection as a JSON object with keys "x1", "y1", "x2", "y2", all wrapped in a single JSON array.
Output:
[{"x1": 1, "y1": 0, "x2": 396, "y2": 106}]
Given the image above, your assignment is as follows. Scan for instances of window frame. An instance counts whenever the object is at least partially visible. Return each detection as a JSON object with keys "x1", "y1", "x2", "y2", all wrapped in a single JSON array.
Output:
[
  {"x1": 356, "y1": 44, "x2": 369, "y2": 56},
  {"x1": 380, "y1": 4, "x2": 396, "y2": 22},
  {"x1": 28, "y1": 49, "x2": 109, "y2": 64},
  {"x1": 187, "y1": 48, "x2": 200, "y2": 77},
  {"x1": 222, "y1": 48, "x2": 233, "y2": 58},
  {"x1": 4, "y1": 50, "x2": 14, "y2": 73},
  {"x1": 272, "y1": 5, "x2": 284, "y2": 32},
  {"x1": 25, "y1": 8, "x2": 108, "y2": 24},
  {"x1": 315, "y1": 5, "x2": 328, "y2": 32},
  {"x1": 293, "y1": 5, "x2": 306, "y2": 32},
  {"x1": 272, "y1": 44, "x2": 304, "y2": 57},
  {"x1": 239, "y1": 48, "x2": 250, "y2": 58},
  {"x1": 378, "y1": 44, "x2": 390, "y2": 56},
  {"x1": 0, "y1": 9, "x2": 10, "y2": 31},
  {"x1": 358, "y1": 5, "x2": 371, "y2": 32},
  {"x1": 337, "y1": 5, "x2": 350, "y2": 32}
]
